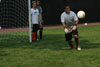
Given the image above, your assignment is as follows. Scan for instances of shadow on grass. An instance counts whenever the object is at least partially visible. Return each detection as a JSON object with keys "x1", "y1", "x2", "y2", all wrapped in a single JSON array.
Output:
[
  {"x1": 80, "y1": 40, "x2": 100, "y2": 49},
  {"x1": 0, "y1": 33, "x2": 100, "y2": 50},
  {"x1": 0, "y1": 51, "x2": 9, "y2": 56}
]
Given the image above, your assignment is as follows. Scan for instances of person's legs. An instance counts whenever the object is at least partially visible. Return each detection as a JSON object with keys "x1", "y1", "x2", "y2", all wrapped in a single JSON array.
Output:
[
  {"x1": 32, "y1": 24, "x2": 36, "y2": 41},
  {"x1": 32, "y1": 24, "x2": 38, "y2": 41},
  {"x1": 39, "y1": 28, "x2": 43, "y2": 40},
  {"x1": 74, "y1": 35, "x2": 79, "y2": 48},
  {"x1": 68, "y1": 40, "x2": 74, "y2": 49},
  {"x1": 35, "y1": 24, "x2": 39, "y2": 40},
  {"x1": 65, "y1": 32, "x2": 74, "y2": 49},
  {"x1": 72, "y1": 29, "x2": 81, "y2": 50}
]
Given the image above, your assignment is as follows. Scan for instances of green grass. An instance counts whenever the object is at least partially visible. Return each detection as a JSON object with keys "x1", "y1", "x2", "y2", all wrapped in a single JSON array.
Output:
[{"x1": 0, "y1": 25, "x2": 100, "y2": 67}]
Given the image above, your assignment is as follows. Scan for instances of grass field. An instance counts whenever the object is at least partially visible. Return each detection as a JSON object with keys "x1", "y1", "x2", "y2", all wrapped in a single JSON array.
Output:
[{"x1": 0, "y1": 25, "x2": 100, "y2": 67}]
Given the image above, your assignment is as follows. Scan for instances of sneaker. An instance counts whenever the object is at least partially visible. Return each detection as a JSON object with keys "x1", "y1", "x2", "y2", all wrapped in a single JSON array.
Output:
[{"x1": 77, "y1": 47, "x2": 81, "y2": 51}]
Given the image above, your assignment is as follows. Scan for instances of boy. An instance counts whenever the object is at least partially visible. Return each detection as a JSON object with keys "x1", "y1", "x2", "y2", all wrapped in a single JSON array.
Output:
[
  {"x1": 31, "y1": 1, "x2": 40, "y2": 41},
  {"x1": 61, "y1": 5, "x2": 81, "y2": 50},
  {"x1": 37, "y1": 0, "x2": 43, "y2": 40}
]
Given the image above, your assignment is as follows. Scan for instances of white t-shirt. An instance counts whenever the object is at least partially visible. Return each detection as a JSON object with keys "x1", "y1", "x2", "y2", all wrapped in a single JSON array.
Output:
[
  {"x1": 61, "y1": 11, "x2": 78, "y2": 26},
  {"x1": 61, "y1": 11, "x2": 78, "y2": 33},
  {"x1": 31, "y1": 8, "x2": 39, "y2": 24}
]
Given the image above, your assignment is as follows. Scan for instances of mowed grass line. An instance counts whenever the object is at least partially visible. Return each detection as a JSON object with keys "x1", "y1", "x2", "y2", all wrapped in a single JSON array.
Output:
[{"x1": 0, "y1": 25, "x2": 100, "y2": 67}]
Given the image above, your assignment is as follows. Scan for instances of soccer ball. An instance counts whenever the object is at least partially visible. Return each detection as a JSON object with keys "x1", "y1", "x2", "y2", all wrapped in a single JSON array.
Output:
[{"x1": 77, "y1": 10, "x2": 85, "y2": 19}]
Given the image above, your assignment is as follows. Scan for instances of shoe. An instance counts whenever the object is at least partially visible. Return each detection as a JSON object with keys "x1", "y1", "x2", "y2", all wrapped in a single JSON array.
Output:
[{"x1": 77, "y1": 47, "x2": 81, "y2": 51}]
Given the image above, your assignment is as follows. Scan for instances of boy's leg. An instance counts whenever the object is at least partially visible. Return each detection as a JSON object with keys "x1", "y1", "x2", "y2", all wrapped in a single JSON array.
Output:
[
  {"x1": 72, "y1": 29, "x2": 81, "y2": 50},
  {"x1": 39, "y1": 28, "x2": 43, "y2": 40},
  {"x1": 68, "y1": 40, "x2": 74, "y2": 49},
  {"x1": 32, "y1": 24, "x2": 36, "y2": 41},
  {"x1": 35, "y1": 24, "x2": 39, "y2": 40},
  {"x1": 65, "y1": 32, "x2": 74, "y2": 49},
  {"x1": 32, "y1": 24, "x2": 38, "y2": 41},
  {"x1": 74, "y1": 35, "x2": 79, "y2": 48}
]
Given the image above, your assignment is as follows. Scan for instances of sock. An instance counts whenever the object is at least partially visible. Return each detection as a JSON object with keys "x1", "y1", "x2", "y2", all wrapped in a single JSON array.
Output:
[
  {"x1": 32, "y1": 32, "x2": 36, "y2": 41},
  {"x1": 69, "y1": 44, "x2": 74, "y2": 49},
  {"x1": 68, "y1": 41, "x2": 74, "y2": 49},
  {"x1": 75, "y1": 37, "x2": 79, "y2": 48}
]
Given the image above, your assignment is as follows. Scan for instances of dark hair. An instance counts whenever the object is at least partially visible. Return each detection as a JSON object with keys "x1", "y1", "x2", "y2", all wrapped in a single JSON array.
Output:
[{"x1": 64, "y1": 4, "x2": 70, "y2": 8}]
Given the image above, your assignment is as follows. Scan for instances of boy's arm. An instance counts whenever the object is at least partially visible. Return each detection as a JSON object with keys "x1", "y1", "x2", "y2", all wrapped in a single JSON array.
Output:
[
  {"x1": 61, "y1": 14, "x2": 67, "y2": 29},
  {"x1": 62, "y1": 22, "x2": 66, "y2": 29},
  {"x1": 38, "y1": 15, "x2": 40, "y2": 23}
]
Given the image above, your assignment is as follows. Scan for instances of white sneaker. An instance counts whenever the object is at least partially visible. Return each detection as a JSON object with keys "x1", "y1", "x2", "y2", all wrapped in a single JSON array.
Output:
[{"x1": 77, "y1": 47, "x2": 81, "y2": 51}]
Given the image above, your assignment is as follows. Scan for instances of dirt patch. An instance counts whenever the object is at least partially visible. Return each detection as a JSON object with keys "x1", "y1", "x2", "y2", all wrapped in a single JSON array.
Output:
[{"x1": 0, "y1": 22, "x2": 100, "y2": 34}]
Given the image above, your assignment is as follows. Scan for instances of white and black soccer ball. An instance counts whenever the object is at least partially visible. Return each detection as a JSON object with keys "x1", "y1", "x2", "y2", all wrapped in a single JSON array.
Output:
[{"x1": 77, "y1": 10, "x2": 85, "y2": 19}]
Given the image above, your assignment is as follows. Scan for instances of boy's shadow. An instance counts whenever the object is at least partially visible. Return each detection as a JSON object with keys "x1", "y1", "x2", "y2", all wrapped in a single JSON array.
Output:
[
  {"x1": 80, "y1": 40, "x2": 100, "y2": 49},
  {"x1": 0, "y1": 51, "x2": 9, "y2": 56},
  {"x1": 0, "y1": 34, "x2": 100, "y2": 50}
]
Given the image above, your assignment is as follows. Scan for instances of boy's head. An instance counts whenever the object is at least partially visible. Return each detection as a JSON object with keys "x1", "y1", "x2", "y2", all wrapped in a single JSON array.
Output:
[
  {"x1": 37, "y1": 0, "x2": 40, "y2": 6},
  {"x1": 64, "y1": 4, "x2": 70, "y2": 14},
  {"x1": 32, "y1": 1, "x2": 37, "y2": 8}
]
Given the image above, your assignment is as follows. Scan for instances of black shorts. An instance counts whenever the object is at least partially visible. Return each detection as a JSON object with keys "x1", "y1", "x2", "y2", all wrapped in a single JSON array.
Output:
[
  {"x1": 32, "y1": 24, "x2": 39, "y2": 32},
  {"x1": 65, "y1": 29, "x2": 78, "y2": 41}
]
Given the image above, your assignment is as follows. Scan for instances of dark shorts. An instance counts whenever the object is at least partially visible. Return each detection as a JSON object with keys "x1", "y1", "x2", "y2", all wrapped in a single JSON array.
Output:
[
  {"x1": 65, "y1": 29, "x2": 78, "y2": 41},
  {"x1": 32, "y1": 24, "x2": 39, "y2": 32}
]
